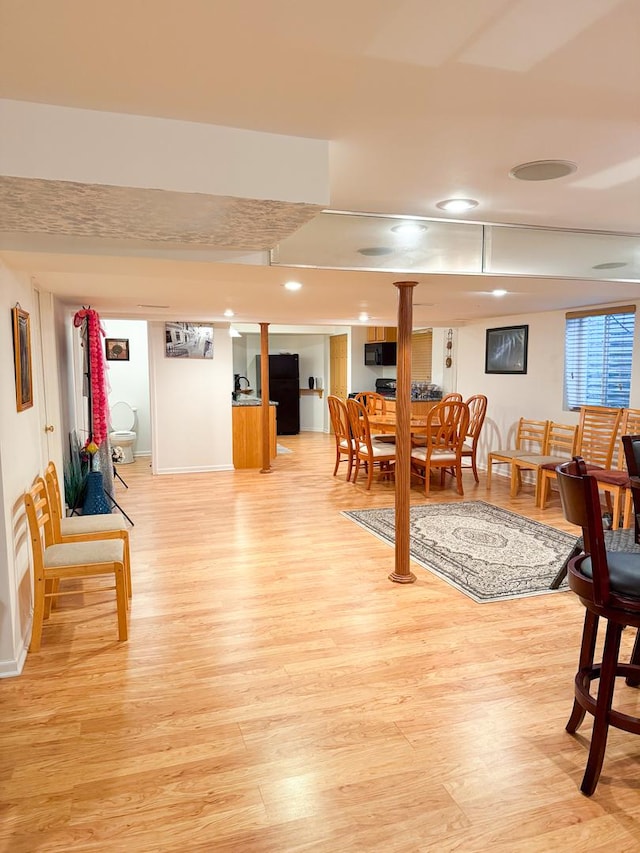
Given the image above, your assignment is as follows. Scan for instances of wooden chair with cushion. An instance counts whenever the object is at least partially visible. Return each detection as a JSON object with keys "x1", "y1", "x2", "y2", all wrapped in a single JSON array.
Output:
[
  {"x1": 487, "y1": 417, "x2": 550, "y2": 489},
  {"x1": 45, "y1": 461, "x2": 132, "y2": 598},
  {"x1": 410, "y1": 399, "x2": 469, "y2": 496},
  {"x1": 460, "y1": 394, "x2": 487, "y2": 482},
  {"x1": 589, "y1": 408, "x2": 640, "y2": 530},
  {"x1": 24, "y1": 477, "x2": 128, "y2": 651},
  {"x1": 556, "y1": 456, "x2": 640, "y2": 795},
  {"x1": 346, "y1": 398, "x2": 396, "y2": 490},
  {"x1": 327, "y1": 395, "x2": 354, "y2": 481},
  {"x1": 539, "y1": 405, "x2": 623, "y2": 511},
  {"x1": 354, "y1": 392, "x2": 387, "y2": 415},
  {"x1": 510, "y1": 421, "x2": 578, "y2": 505}
]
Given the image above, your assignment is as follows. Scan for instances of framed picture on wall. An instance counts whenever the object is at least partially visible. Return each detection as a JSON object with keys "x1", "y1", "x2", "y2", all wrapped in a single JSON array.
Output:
[
  {"x1": 485, "y1": 324, "x2": 528, "y2": 374},
  {"x1": 105, "y1": 338, "x2": 130, "y2": 361},
  {"x1": 165, "y1": 322, "x2": 214, "y2": 358},
  {"x1": 12, "y1": 305, "x2": 33, "y2": 411}
]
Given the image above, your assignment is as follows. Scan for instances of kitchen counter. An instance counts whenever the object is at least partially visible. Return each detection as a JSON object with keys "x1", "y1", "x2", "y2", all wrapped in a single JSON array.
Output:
[{"x1": 232, "y1": 396, "x2": 278, "y2": 406}]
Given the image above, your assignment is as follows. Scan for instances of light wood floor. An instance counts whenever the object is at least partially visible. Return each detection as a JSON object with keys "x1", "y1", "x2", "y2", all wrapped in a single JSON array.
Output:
[{"x1": 4, "y1": 433, "x2": 640, "y2": 852}]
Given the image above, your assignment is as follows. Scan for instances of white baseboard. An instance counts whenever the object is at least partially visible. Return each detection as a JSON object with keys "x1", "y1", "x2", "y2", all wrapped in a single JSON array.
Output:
[
  {"x1": 0, "y1": 632, "x2": 29, "y2": 678},
  {"x1": 154, "y1": 464, "x2": 235, "y2": 474}
]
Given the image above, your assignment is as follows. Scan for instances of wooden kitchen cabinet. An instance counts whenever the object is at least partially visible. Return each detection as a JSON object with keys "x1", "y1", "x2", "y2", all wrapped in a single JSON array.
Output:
[
  {"x1": 232, "y1": 404, "x2": 277, "y2": 468},
  {"x1": 366, "y1": 327, "x2": 397, "y2": 343}
]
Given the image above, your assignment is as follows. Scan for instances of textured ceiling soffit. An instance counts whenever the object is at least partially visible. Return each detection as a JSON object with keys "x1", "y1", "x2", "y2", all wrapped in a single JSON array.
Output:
[{"x1": 0, "y1": 176, "x2": 323, "y2": 251}]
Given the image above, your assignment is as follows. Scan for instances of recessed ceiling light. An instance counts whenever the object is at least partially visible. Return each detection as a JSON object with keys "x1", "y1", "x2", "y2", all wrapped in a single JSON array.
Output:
[
  {"x1": 509, "y1": 160, "x2": 577, "y2": 181},
  {"x1": 592, "y1": 261, "x2": 628, "y2": 270},
  {"x1": 284, "y1": 280, "x2": 302, "y2": 291},
  {"x1": 435, "y1": 198, "x2": 479, "y2": 213},
  {"x1": 492, "y1": 289, "x2": 508, "y2": 297},
  {"x1": 138, "y1": 303, "x2": 170, "y2": 308},
  {"x1": 223, "y1": 309, "x2": 234, "y2": 317},
  {"x1": 390, "y1": 222, "x2": 428, "y2": 236},
  {"x1": 359, "y1": 312, "x2": 369, "y2": 322},
  {"x1": 357, "y1": 246, "x2": 394, "y2": 256}
]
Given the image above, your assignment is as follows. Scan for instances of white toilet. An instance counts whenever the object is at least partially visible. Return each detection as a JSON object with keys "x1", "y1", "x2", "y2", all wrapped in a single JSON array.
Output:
[{"x1": 109, "y1": 401, "x2": 137, "y2": 463}]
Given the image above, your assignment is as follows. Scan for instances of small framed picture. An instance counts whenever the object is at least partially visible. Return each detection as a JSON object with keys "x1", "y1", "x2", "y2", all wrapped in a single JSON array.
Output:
[
  {"x1": 485, "y1": 325, "x2": 528, "y2": 374},
  {"x1": 12, "y1": 306, "x2": 33, "y2": 412},
  {"x1": 105, "y1": 338, "x2": 130, "y2": 361}
]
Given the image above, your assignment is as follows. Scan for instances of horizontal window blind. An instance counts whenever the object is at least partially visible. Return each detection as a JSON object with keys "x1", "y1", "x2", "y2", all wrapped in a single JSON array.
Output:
[
  {"x1": 411, "y1": 330, "x2": 433, "y2": 381},
  {"x1": 564, "y1": 306, "x2": 635, "y2": 409}
]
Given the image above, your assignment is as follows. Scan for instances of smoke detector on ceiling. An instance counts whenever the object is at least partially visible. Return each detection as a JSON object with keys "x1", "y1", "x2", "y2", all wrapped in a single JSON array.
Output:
[{"x1": 509, "y1": 160, "x2": 577, "y2": 181}]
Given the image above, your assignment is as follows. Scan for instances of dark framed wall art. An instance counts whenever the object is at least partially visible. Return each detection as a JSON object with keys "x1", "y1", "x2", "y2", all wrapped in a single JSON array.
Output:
[
  {"x1": 12, "y1": 305, "x2": 33, "y2": 411},
  {"x1": 105, "y1": 338, "x2": 130, "y2": 361},
  {"x1": 485, "y1": 324, "x2": 529, "y2": 374}
]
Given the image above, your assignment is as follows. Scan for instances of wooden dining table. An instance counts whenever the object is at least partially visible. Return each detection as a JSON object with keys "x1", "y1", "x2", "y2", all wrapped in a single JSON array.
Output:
[{"x1": 368, "y1": 413, "x2": 430, "y2": 436}]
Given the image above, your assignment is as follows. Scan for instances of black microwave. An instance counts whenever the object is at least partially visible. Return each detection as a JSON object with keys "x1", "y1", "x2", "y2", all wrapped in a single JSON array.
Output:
[{"x1": 364, "y1": 342, "x2": 397, "y2": 366}]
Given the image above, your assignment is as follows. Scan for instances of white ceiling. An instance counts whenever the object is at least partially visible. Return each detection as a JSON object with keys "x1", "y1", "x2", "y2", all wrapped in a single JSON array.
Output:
[{"x1": 0, "y1": 0, "x2": 639, "y2": 327}]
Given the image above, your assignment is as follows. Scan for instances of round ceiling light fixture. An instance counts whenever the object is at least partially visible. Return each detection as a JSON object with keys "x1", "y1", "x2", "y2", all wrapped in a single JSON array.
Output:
[
  {"x1": 284, "y1": 280, "x2": 302, "y2": 291},
  {"x1": 592, "y1": 261, "x2": 628, "y2": 270},
  {"x1": 357, "y1": 246, "x2": 394, "y2": 256},
  {"x1": 492, "y1": 289, "x2": 508, "y2": 297},
  {"x1": 509, "y1": 159, "x2": 577, "y2": 181},
  {"x1": 223, "y1": 308, "x2": 234, "y2": 317},
  {"x1": 436, "y1": 198, "x2": 479, "y2": 213},
  {"x1": 390, "y1": 222, "x2": 428, "y2": 236},
  {"x1": 358, "y1": 312, "x2": 369, "y2": 322}
]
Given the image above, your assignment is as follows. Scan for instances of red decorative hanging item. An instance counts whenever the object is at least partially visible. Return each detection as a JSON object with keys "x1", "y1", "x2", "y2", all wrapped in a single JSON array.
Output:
[{"x1": 73, "y1": 308, "x2": 110, "y2": 446}]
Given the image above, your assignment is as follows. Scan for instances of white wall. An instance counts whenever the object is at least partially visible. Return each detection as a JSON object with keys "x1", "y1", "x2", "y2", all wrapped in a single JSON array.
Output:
[
  {"x1": 456, "y1": 301, "x2": 640, "y2": 472},
  {"x1": 149, "y1": 322, "x2": 233, "y2": 473},
  {"x1": 102, "y1": 319, "x2": 151, "y2": 456},
  {"x1": 0, "y1": 262, "x2": 44, "y2": 675}
]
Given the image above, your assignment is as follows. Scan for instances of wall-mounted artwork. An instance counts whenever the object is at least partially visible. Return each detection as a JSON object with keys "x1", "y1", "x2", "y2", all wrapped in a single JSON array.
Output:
[
  {"x1": 105, "y1": 338, "x2": 130, "y2": 361},
  {"x1": 165, "y1": 322, "x2": 214, "y2": 359},
  {"x1": 12, "y1": 306, "x2": 33, "y2": 412},
  {"x1": 485, "y1": 324, "x2": 528, "y2": 374}
]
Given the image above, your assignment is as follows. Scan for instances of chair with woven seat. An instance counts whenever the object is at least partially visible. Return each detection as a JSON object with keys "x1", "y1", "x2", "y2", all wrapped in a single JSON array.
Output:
[
  {"x1": 410, "y1": 399, "x2": 469, "y2": 496},
  {"x1": 327, "y1": 395, "x2": 354, "y2": 481},
  {"x1": 486, "y1": 417, "x2": 550, "y2": 490},
  {"x1": 539, "y1": 405, "x2": 623, "y2": 511},
  {"x1": 459, "y1": 394, "x2": 487, "y2": 482},
  {"x1": 45, "y1": 461, "x2": 132, "y2": 598},
  {"x1": 510, "y1": 421, "x2": 578, "y2": 505},
  {"x1": 346, "y1": 398, "x2": 396, "y2": 489},
  {"x1": 24, "y1": 477, "x2": 128, "y2": 651},
  {"x1": 556, "y1": 456, "x2": 640, "y2": 795}
]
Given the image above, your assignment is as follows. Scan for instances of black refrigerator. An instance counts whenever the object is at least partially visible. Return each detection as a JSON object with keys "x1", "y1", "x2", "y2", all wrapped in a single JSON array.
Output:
[{"x1": 256, "y1": 354, "x2": 300, "y2": 435}]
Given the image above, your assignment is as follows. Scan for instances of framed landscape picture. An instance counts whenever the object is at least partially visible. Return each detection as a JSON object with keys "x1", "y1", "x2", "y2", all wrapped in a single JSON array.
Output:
[
  {"x1": 12, "y1": 306, "x2": 33, "y2": 411},
  {"x1": 105, "y1": 338, "x2": 130, "y2": 361},
  {"x1": 485, "y1": 324, "x2": 528, "y2": 374}
]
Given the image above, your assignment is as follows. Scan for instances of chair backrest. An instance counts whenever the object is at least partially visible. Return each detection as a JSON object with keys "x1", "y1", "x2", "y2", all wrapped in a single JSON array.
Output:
[
  {"x1": 544, "y1": 422, "x2": 579, "y2": 458},
  {"x1": 24, "y1": 478, "x2": 54, "y2": 571},
  {"x1": 44, "y1": 461, "x2": 64, "y2": 541},
  {"x1": 426, "y1": 400, "x2": 470, "y2": 454},
  {"x1": 622, "y1": 434, "x2": 640, "y2": 541},
  {"x1": 556, "y1": 456, "x2": 610, "y2": 605},
  {"x1": 465, "y1": 394, "x2": 487, "y2": 442},
  {"x1": 354, "y1": 392, "x2": 387, "y2": 415},
  {"x1": 614, "y1": 409, "x2": 640, "y2": 467},
  {"x1": 576, "y1": 405, "x2": 623, "y2": 468},
  {"x1": 441, "y1": 392, "x2": 463, "y2": 404},
  {"x1": 514, "y1": 418, "x2": 550, "y2": 453},
  {"x1": 327, "y1": 395, "x2": 350, "y2": 444},
  {"x1": 346, "y1": 398, "x2": 372, "y2": 452}
]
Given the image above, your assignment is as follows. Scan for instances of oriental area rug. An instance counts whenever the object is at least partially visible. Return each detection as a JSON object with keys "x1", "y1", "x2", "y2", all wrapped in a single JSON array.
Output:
[{"x1": 342, "y1": 501, "x2": 578, "y2": 603}]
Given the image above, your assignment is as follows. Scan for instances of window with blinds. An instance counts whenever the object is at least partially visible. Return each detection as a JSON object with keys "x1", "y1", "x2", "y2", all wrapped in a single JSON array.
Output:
[
  {"x1": 564, "y1": 305, "x2": 636, "y2": 410},
  {"x1": 411, "y1": 330, "x2": 433, "y2": 380}
]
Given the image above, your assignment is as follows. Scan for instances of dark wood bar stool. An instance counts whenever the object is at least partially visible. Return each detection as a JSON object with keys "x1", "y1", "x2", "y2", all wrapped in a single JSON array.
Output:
[{"x1": 556, "y1": 456, "x2": 640, "y2": 795}]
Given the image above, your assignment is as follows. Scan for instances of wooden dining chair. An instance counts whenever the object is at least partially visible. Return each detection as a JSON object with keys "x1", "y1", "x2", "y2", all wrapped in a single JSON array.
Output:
[
  {"x1": 460, "y1": 394, "x2": 487, "y2": 482},
  {"x1": 24, "y1": 477, "x2": 128, "y2": 651},
  {"x1": 486, "y1": 417, "x2": 550, "y2": 489},
  {"x1": 345, "y1": 398, "x2": 396, "y2": 489},
  {"x1": 586, "y1": 408, "x2": 640, "y2": 530},
  {"x1": 410, "y1": 399, "x2": 469, "y2": 496},
  {"x1": 556, "y1": 456, "x2": 640, "y2": 795},
  {"x1": 539, "y1": 405, "x2": 623, "y2": 511},
  {"x1": 354, "y1": 391, "x2": 387, "y2": 415},
  {"x1": 45, "y1": 460, "x2": 132, "y2": 598},
  {"x1": 510, "y1": 420, "x2": 578, "y2": 505},
  {"x1": 327, "y1": 395, "x2": 354, "y2": 481}
]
